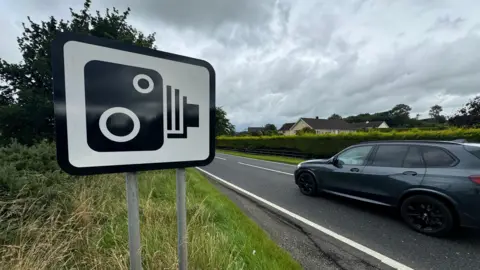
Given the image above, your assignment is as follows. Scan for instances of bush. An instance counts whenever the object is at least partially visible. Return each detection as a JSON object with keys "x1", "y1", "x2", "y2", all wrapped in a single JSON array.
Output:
[
  {"x1": 217, "y1": 128, "x2": 480, "y2": 158},
  {"x1": 0, "y1": 140, "x2": 73, "y2": 243}
]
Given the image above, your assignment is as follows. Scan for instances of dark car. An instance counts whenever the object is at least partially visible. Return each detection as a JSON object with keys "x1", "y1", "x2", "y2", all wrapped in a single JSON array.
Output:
[{"x1": 294, "y1": 140, "x2": 480, "y2": 236}]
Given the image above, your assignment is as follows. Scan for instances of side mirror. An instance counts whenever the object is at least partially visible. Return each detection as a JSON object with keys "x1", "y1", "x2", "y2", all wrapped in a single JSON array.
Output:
[
  {"x1": 332, "y1": 158, "x2": 341, "y2": 168},
  {"x1": 331, "y1": 158, "x2": 338, "y2": 166}
]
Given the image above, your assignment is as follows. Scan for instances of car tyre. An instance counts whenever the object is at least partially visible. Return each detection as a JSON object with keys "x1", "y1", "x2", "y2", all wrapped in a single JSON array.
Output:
[
  {"x1": 297, "y1": 172, "x2": 318, "y2": 196},
  {"x1": 400, "y1": 195, "x2": 455, "y2": 237}
]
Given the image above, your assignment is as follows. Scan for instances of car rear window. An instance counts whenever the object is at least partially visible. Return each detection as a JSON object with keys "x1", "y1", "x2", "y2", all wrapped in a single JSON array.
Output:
[
  {"x1": 464, "y1": 143, "x2": 480, "y2": 159},
  {"x1": 421, "y1": 146, "x2": 456, "y2": 167}
]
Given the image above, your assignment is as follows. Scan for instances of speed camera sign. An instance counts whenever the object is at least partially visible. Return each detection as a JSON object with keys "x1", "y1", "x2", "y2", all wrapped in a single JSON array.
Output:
[{"x1": 51, "y1": 32, "x2": 215, "y2": 175}]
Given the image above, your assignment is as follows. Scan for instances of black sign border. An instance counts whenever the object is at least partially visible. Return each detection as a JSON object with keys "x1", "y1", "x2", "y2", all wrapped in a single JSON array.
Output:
[{"x1": 52, "y1": 32, "x2": 215, "y2": 175}]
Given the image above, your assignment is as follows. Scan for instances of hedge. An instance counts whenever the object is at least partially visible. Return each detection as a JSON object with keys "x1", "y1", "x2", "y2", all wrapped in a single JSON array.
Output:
[{"x1": 217, "y1": 128, "x2": 480, "y2": 158}]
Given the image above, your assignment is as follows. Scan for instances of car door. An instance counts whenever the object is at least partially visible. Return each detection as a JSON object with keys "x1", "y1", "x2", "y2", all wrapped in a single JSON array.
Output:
[
  {"x1": 360, "y1": 145, "x2": 426, "y2": 205},
  {"x1": 322, "y1": 145, "x2": 374, "y2": 194}
]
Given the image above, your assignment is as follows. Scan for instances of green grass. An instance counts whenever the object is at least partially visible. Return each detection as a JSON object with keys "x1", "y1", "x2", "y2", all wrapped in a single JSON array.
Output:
[
  {"x1": 218, "y1": 149, "x2": 305, "y2": 165},
  {"x1": 0, "y1": 141, "x2": 301, "y2": 270}
]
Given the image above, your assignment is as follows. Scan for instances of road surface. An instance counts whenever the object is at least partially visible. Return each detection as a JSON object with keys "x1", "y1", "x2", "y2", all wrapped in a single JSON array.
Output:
[{"x1": 200, "y1": 153, "x2": 480, "y2": 270}]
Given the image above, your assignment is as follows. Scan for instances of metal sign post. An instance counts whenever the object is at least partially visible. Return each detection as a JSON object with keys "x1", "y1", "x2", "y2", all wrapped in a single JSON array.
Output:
[
  {"x1": 176, "y1": 168, "x2": 188, "y2": 270},
  {"x1": 126, "y1": 172, "x2": 142, "y2": 270}
]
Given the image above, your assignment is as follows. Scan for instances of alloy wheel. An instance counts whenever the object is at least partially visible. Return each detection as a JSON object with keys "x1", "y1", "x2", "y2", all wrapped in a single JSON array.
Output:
[
  {"x1": 298, "y1": 173, "x2": 316, "y2": 195},
  {"x1": 403, "y1": 200, "x2": 448, "y2": 234}
]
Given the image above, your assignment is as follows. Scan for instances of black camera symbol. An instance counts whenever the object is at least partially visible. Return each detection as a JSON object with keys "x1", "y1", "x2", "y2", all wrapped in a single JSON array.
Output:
[
  {"x1": 165, "y1": 86, "x2": 199, "y2": 139},
  {"x1": 83, "y1": 60, "x2": 199, "y2": 152}
]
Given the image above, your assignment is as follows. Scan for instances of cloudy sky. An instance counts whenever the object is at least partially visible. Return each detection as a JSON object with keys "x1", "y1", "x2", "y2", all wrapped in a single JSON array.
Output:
[{"x1": 2, "y1": 0, "x2": 480, "y2": 131}]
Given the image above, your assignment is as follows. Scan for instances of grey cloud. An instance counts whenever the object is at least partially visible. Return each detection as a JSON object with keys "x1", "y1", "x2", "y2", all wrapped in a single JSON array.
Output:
[
  {"x1": 225, "y1": 27, "x2": 480, "y2": 129},
  {"x1": 1, "y1": 0, "x2": 480, "y2": 131},
  {"x1": 102, "y1": 0, "x2": 276, "y2": 32},
  {"x1": 427, "y1": 16, "x2": 466, "y2": 32}
]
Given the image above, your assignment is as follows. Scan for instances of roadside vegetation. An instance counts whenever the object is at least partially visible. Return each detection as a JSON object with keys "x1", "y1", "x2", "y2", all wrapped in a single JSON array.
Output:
[
  {"x1": 0, "y1": 141, "x2": 301, "y2": 269},
  {"x1": 218, "y1": 128, "x2": 480, "y2": 158}
]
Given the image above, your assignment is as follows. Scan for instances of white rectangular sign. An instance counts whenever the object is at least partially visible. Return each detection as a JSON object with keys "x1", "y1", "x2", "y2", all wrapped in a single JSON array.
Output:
[{"x1": 52, "y1": 32, "x2": 215, "y2": 175}]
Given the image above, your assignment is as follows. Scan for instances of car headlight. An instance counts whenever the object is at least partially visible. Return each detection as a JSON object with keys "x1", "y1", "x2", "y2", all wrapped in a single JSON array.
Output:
[{"x1": 296, "y1": 162, "x2": 303, "y2": 168}]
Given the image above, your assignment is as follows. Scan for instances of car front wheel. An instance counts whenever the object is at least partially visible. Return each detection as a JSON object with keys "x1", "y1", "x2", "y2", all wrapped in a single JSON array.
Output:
[
  {"x1": 400, "y1": 195, "x2": 455, "y2": 237},
  {"x1": 297, "y1": 172, "x2": 317, "y2": 196}
]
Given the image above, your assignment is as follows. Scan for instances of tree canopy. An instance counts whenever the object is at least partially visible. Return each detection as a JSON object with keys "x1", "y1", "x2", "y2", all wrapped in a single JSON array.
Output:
[
  {"x1": 449, "y1": 95, "x2": 480, "y2": 127},
  {"x1": 215, "y1": 107, "x2": 235, "y2": 136},
  {"x1": 328, "y1": 113, "x2": 342, "y2": 120},
  {"x1": 429, "y1": 105, "x2": 443, "y2": 119},
  {"x1": 0, "y1": 0, "x2": 156, "y2": 145}
]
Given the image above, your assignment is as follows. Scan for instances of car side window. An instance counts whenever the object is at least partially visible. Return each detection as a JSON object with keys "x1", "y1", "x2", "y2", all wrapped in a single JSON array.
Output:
[
  {"x1": 402, "y1": 146, "x2": 424, "y2": 168},
  {"x1": 337, "y1": 146, "x2": 373, "y2": 166},
  {"x1": 421, "y1": 147, "x2": 456, "y2": 167},
  {"x1": 371, "y1": 145, "x2": 409, "y2": 167}
]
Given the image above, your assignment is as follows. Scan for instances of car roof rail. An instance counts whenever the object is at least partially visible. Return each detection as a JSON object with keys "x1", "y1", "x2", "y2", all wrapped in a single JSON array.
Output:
[{"x1": 358, "y1": 140, "x2": 465, "y2": 145}]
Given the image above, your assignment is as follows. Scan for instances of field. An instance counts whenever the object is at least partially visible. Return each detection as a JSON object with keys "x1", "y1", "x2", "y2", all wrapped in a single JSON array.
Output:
[{"x1": 0, "y1": 141, "x2": 301, "y2": 270}]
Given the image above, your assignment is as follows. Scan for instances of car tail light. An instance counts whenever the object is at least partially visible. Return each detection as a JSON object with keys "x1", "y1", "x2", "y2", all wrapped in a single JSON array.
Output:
[{"x1": 469, "y1": 176, "x2": 480, "y2": 184}]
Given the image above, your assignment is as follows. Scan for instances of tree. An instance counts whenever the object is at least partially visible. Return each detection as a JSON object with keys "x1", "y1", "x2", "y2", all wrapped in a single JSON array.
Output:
[
  {"x1": 344, "y1": 111, "x2": 390, "y2": 123},
  {"x1": 296, "y1": 127, "x2": 315, "y2": 135},
  {"x1": 263, "y1": 123, "x2": 277, "y2": 136},
  {"x1": 215, "y1": 107, "x2": 235, "y2": 136},
  {"x1": 264, "y1": 123, "x2": 277, "y2": 132},
  {"x1": 390, "y1": 104, "x2": 412, "y2": 118},
  {"x1": 388, "y1": 104, "x2": 412, "y2": 127},
  {"x1": 328, "y1": 113, "x2": 342, "y2": 120},
  {"x1": 449, "y1": 95, "x2": 480, "y2": 127},
  {"x1": 0, "y1": 0, "x2": 156, "y2": 145},
  {"x1": 429, "y1": 105, "x2": 443, "y2": 120}
]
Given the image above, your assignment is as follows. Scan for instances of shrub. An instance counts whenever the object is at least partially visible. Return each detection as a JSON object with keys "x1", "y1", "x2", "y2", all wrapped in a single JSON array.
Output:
[
  {"x1": 0, "y1": 140, "x2": 73, "y2": 243},
  {"x1": 217, "y1": 128, "x2": 480, "y2": 158}
]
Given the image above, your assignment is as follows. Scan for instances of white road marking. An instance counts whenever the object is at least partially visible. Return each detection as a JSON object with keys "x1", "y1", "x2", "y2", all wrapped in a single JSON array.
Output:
[
  {"x1": 196, "y1": 167, "x2": 414, "y2": 270},
  {"x1": 217, "y1": 152, "x2": 298, "y2": 167},
  {"x1": 215, "y1": 156, "x2": 226, "y2": 160},
  {"x1": 238, "y1": 162, "x2": 294, "y2": 176}
]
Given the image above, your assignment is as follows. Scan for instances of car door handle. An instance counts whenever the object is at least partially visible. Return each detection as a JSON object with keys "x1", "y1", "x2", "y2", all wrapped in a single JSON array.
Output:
[
  {"x1": 403, "y1": 171, "x2": 418, "y2": 176},
  {"x1": 350, "y1": 168, "x2": 360, "y2": 172}
]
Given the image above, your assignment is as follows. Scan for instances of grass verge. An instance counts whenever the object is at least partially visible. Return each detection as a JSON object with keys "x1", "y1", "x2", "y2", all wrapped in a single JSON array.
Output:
[
  {"x1": 0, "y1": 141, "x2": 301, "y2": 270},
  {"x1": 218, "y1": 149, "x2": 306, "y2": 165}
]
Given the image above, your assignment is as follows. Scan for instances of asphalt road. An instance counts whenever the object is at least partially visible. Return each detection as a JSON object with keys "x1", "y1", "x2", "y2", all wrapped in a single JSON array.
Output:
[{"x1": 202, "y1": 153, "x2": 480, "y2": 270}]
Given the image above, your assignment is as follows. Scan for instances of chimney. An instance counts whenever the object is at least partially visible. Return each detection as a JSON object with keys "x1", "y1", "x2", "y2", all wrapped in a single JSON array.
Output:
[{"x1": 315, "y1": 116, "x2": 319, "y2": 119}]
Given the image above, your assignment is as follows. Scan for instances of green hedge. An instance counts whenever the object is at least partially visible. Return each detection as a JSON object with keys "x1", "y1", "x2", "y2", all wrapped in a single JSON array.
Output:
[{"x1": 217, "y1": 128, "x2": 480, "y2": 158}]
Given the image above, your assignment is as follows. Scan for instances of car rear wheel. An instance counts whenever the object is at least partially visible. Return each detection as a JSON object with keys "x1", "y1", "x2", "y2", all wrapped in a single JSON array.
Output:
[
  {"x1": 297, "y1": 172, "x2": 317, "y2": 196},
  {"x1": 400, "y1": 195, "x2": 455, "y2": 237}
]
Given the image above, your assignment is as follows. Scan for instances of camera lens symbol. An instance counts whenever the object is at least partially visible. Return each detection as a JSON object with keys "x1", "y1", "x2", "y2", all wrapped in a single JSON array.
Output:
[
  {"x1": 99, "y1": 107, "x2": 140, "y2": 143},
  {"x1": 133, "y1": 74, "x2": 154, "y2": 94}
]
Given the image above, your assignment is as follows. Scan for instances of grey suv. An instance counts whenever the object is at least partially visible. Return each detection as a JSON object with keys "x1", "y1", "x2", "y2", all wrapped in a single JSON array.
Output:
[{"x1": 294, "y1": 140, "x2": 480, "y2": 236}]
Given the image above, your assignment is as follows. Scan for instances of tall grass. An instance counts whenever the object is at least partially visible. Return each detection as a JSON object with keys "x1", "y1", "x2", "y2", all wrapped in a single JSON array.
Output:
[{"x1": 0, "y1": 141, "x2": 300, "y2": 270}]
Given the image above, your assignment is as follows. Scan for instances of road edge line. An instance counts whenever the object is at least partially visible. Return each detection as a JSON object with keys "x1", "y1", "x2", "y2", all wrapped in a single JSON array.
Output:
[
  {"x1": 238, "y1": 162, "x2": 294, "y2": 176},
  {"x1": 196, "y1": 167, "x2": 413, "y2": 270}
]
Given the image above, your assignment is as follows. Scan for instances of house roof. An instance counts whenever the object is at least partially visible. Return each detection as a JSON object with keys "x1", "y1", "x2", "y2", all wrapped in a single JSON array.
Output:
[
  {"x1": 279, "y1": 123, "x2": 295, "y2": 131},
  {"x1": 351, "y1": 121, "x2": 386, "y2": 129},
  {"x1": 247, "y1": 127, "x2": 265, "y2": 133},
  {"x1": 301, "y1": 118, "x2": 355, "y2": 130}
]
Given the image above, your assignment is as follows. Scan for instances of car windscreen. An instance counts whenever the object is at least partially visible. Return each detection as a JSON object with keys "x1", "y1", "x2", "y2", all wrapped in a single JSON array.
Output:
[{"x1": 463, "y1": 143, "x2": 480, "y2": 159}]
